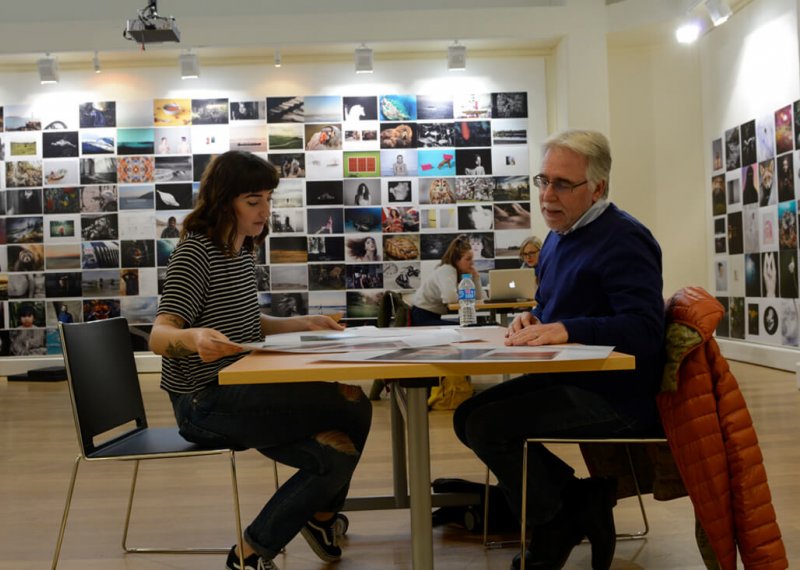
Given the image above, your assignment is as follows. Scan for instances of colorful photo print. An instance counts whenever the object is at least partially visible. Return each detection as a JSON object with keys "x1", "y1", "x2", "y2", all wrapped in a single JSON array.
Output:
[
  {"x1": 344, "y1": 179, "x2": 380, "y2": 206},
  {"x1": 121, "y1": 296, "x2": 159, "y2": 323},
  {"x1": 83, "y1": 298, "x2": 121, "y2": 321},
  {"x1": 382, "y1": 208, "x2": 419, "y2": 234},
  {"x1": 455, "y1": 121, "x2": 491, "y2": 147},
  {"x1": 308, "y1": 264, "x2": 346, "y2": 291},
  {"x1": 270, "y1": 264, "x2": 308, "y2": 291},
  {"x1": 305, "y1": 124, "x2": 343, "y2": 151},
  {"x1": 343, "y1": 126, "x2": 379, "y2": 150},
  {"x1": 269, "y1": 153, "x2": 305, "y2": 178},
  {"x1": 79, "y1": 102, "x2": 116, "y2": 128},
  {"x1": 42, "y1": 131, "x2": 79, "y2": 158},
  {"x1": 344, "y1": 207, "x2": 382, "y2": 233},
  {"x1": 380, "y1": 150, "x2": 417, "y2": 177},
  {"x1": 43, "y1": 158, "x2": 80, "y2": 186},
  {"x1": 307, "y1": 208, "x2": 344, "y2": 236},
  {"x1": 456, "y1": 148, "x2": 492, "y2": 176},
  {"x1": 711, "y1": 174, "x2": 726, "y2": 216},
  {"x1": 8, "y1": 329, "x2": 47, "y2": 356},
  {"x1": 44, "y1": 243, "x2": 81, "y2": 270},
  {"x1": 419, "y1": 178, "x2": 456, "y2": 204},
  {"x1": 456, "y1": 177, "x2": 496, "y2": 202},
  {"x1": 229, "y1": 125, "x2": 267, "y2": 152},
  {"x1": 494, "y1": 202, "x2": 532, "y2": 230},
  {"x1": 740, "y1": 120, "x2": 757, "y2": 166},
  {"x1": 268, "y1": 123, "x2": 304, "y2": 151},
  {"x1": 379, "y1": 95, "x2": 417, "y2": 121},
  {"x1": 774, "y1": 104, "x2": 793, "y2": 155},
  {"x1": 81, "y1": 129, "x2": 116, "y2": 155},
  {"x1": 269, "y1": 292, "x2": 308, "y2": 317},
  {"x1": 419, "y1": 206, "x2": 457, "y2": 231},
  {"x1": 6, "y1": 160, "x2": 43, "y2": 187},
  {"x1": 307, "y1": 235, "x2": 344, "y2": 262},
  {"x1": 724, "y1": 126, "x2": 741, "y2": 172},
  {"x1": 712, "y1": 138, "x2": 724, "y2": 171},
  {"x1": 346, "y1": 290, "x2": 382, "y2": 319},
  {"x1": 743, "y1": 205, "x2": 759, "y2": 254},
  {"x1": 346, "y1": 264, "x2": 383, "y2": 289},
  {"x1": 191, "y1": 98, "x2": 229, "y2": 125},
  {"x1": 761, "y1": 206, "x2": 778, "y2": 251},
  {"x1": 758, "y1": 158, "x2": 776, "y2": 207},
  {"x1": 304, "y1": 96, "x2": 342, "y2": 123},
  {"x1": 307, "y1": 291, "x2": 346, "y2": 317},
  {"x1": 157, "y1": 239, "x2": 178, "y2": 266},
  {"x1": 121, "y1": 240, "x2": 155, "y2": 268},
  {"x1": 6, "y1": 218, "x2": 44, "y2": 244},
  {"x1": 727, "y1": 211, "x2": 743, "y2": 255},
  {"x1": 269, "y1": 236, "x2": 308, "y2": 264},
  {"x1": 153, "y1": 98, "x2": 192, "y2": 126},
  {"x1": 119, "y1": 184, "x2": 155, "y2": 210},
  {"x1": 81, "y1": 241, "x2": 120, "y2": 270},
  {"x1": 81, "y1": 157, "x2": 117, "y2": 184},
  {"x1": 43, "y1": 187, "x2": 79, "y2": 214},
  {"x1": 7, "y1": 131, "x2": 41, "y2": 158},
  {"x1": 267, "y1": 96, "x2": 304, "y2": 123},
  {"x1": 383, "y1": 233, "x2": 420, "y2": 261},
  {"x1": 117, "y1": 128, "x2": 154, "y2": 155},
  {"x1": 380, "y1": 123, "x2": 417, "y2": 149},
  {"x1": 454, "y1": 93, "x2": 492, "y2": 119},
  {"x1": 230, "y1": 100, "x2": 266, "y2": 122},
  {"x1": 154, "y1": 211, "x2": 185, "y2": 239},
  {"x1": 343, "y1": 151, "x2": 380, "y2": 178},
  {"x1": 728, "y1": 296, "x2": 745, "y2": 339},
  {"x1": 9, "y1": 300, "x2": 46, "y2": 328},
  {"x1": 155, "y1": 183, "x2": 193, "y2": 210},
  {"x1": 4, "y1": 105, "x2": 42, "y2": 131},
  {"x1": 307, "y1": 181, "x2": 343, "y2": 206},
  {"x1": 494, "y1": 176, "x2": 531, "y2": 201},
  {"x1": 744, "y1": 254, "x2": 761, "y2": 297},
  {"x1": 747, "y1": 302, "x2": 759, "y2": 337},
  {"x1": 346, "y1": 235, "x2": 382, "y2": 263},
  {"x1": 492, "y1": 92, "x2": 528, "y2": 118},
  {"x1": 155, "y1": 127, "x2": 192, "y2": 155},
  {"x1": 777, "y1": 152, "x2": 794, "y2": 202},
  {"x1": 80, "y1": 185, "x2": 117, "y2": 213},
  {"x1": 417, "y1": 149, "x2": 455, "y2": 177},
  {"x1": 81, "y1": 213, "x2": 118, "y2": 240},
  {"x1": 778, "y1": 200, "x2": 797, "y2": 250}
]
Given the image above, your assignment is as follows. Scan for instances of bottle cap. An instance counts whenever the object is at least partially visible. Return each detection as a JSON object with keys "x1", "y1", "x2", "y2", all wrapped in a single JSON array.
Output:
[{"x1": 461, "y1": 274, "x2": 470, "y2": 279}]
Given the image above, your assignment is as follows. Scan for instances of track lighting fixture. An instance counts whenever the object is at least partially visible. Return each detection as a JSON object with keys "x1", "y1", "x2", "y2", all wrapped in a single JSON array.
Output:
[
  {"x1": 93, "y1": 52, "x2": 101, "y2": 74},
  {"x1": 354, "y1": 44, "x2": 373, "y2": 74},
  {"x1": 447, "y1": 41, "x2": 466, "y2": 72},
  {"x1": 180, "y1": 51, "x2": 200, "y2": 79},
  {"x1": 274, "y1": 48, "x2": 282, "y2": 68},
  {"x1": 37, "y1": 54, "x2": 59, "y2": 84}
]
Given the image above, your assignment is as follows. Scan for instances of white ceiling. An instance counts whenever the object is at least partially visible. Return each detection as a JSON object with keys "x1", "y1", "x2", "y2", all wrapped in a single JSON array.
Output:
[{"x1": 0, "y1": 0, "x2": 709, "y2": 72}]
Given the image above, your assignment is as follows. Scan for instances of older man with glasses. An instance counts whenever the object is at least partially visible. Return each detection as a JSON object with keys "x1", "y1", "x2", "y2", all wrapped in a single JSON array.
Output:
[{"x1": 454, "y1": 129, "x2": 664, "y2": 570}]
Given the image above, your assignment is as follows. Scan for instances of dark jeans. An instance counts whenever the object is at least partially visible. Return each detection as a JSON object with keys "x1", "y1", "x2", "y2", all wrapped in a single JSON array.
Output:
[
  {"x1": 170, "y1": 381, "x2": 372, "y2": 559},
  {"x1": 411, "y1": 305, "x2": 456, "y2": 326},
  {"x1": 453, "y1": 374, "x2": 651, "y2": 526}
]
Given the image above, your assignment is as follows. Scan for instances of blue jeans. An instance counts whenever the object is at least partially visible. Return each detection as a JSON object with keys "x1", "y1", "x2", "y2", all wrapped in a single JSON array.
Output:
[
  {"x1": 453, "y1": 374, "x2": 652, "y2": 526},
  {"x1": 170, "y1": 381, "x2": 372, "y2": 559}
]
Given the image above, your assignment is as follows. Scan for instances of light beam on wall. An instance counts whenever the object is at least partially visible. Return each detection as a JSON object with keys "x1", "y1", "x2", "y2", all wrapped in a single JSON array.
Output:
[{"x1": 705, "y1": 0, "x2": 732, "y2": 26}]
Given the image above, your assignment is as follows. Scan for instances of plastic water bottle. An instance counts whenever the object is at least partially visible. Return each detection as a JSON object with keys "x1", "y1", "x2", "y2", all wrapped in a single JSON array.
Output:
[{"x1": 458, "y1": 273, "x2": 477, "y2": 327}]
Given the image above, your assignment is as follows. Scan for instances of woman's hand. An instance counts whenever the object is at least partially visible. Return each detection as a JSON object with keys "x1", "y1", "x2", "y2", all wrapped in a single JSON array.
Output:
[{"x1": 303, "y1": 314, "x2": 345, "y2": 331}]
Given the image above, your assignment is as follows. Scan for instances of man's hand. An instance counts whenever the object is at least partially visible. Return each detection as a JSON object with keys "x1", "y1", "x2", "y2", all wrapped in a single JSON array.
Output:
[
  {"x1": 505, "y1": 318, "x2": 568, "y2": 346},
  {"x1": 192, "y1": 328, "x2": 244, "y2": 363},
  {"x1": 304, "y1": 314, "x2": 345, "y2": 331}
]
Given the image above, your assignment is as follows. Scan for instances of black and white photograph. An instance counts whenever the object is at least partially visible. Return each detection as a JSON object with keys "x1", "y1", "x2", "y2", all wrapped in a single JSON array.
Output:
[
  {"x1": 306, "y1": 181, "x2": 343, "y2": 205},
  {"x1": 230, "y1": 100, "x2": 266, "y2": 122},
  {"x1": 192, "y1": 98, "x2": 229, "y2": 125},
  {"x1": 80, "y1": 157, "x2": 117, "y2": 184},
  {"x1": 725, "y1": 126, "x2": 741, "y2": 172},
  {"x1": 455, "y1": 148, "x2": 492, "y2": 176},
  {"x1": 42, "y1": 131, "x2": 79, "y2": 158},
  {"x1": 308, "y1": 264, "x2": 346, "y2": 291},
  {"x1": 458, "y1": 204, "x2": 494, "y2": 231},
  {"x1": 307, "y1": 208, "x2": 344, "y2": 235},
  {"x1": 416, "y1": 94, "x2": 454, "y2": 120},
  {"x1": 267, "y1": 96, "x2": 304, "y2": 123},
  {"x1": 270, "y1": 265, "x2": 309, "y2": 291},
  {"x1": 492, "y1": 91, "x2": 528, "y2": 118},
  {"x1": 307, "y1": 235, "x2": 345, "y2": 262},
  {"x1": 343, "y1": 96, "x2": 378, "y2": 122}
]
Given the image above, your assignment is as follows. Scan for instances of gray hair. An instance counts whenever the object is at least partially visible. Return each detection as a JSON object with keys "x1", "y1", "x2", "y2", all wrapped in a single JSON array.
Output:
[{"x1": 541, "y1": 129, "x2": 612, "y2": 198}]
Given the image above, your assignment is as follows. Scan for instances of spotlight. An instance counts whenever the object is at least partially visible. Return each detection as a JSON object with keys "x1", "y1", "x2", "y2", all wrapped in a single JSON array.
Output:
[
  {"x1": 675, "y1": 21, "x2": 701, "y2": 43},
  {"x1": 447, "y1": 42, "x2": 466, "y2": 72},
  {"x1": 37, "y1": 54, "x2": 59, "y2": 84},
  {"x1": 354, "y1": 44, "x2": 373, "y2": 74},
  {"x1": 93, "y1": 52, "x2": 101, "y2": 74},
  {"x1": 274, "y1": 48, "x2": 281, "y2": 68},
  {"x1": 705, "y1": 0, "x2": 732, "y2": 26},
  {"x1": 179, "y1": 52, "x2": 199, "y2": 79}
]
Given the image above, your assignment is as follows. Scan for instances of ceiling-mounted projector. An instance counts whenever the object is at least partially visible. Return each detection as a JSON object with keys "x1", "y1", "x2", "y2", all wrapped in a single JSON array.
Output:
[{"x1": 123, "y1": 0, "x2": 180, "y2": 46}]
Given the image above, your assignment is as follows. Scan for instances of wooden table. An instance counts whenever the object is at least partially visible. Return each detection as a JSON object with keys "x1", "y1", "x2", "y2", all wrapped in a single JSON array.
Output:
[
  {"x1": 218, "y1": 326, "x2": 634, "y2": 570},
  {"x1": 447, "y1": 300, "x2": 537, "y2": 327}
]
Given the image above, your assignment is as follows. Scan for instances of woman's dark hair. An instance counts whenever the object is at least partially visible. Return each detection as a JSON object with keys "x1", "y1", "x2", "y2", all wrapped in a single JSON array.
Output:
[
  {"x1": 182, "y1": 150, "x2": 279, "y2": 255},
  {"x1": 440, "y1": 234, "x2": 472, "y2": 270}
]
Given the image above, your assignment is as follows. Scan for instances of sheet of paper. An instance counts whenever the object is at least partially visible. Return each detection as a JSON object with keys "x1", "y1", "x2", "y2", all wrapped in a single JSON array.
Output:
[{"x1": 320, "y1": 344, "x2": 615, "y2": 363}]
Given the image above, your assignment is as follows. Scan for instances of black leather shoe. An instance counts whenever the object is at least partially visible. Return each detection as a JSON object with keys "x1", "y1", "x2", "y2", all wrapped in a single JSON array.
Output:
[
  {"x1": 570, "y1": 477, "x2": 618, "y2": 570},
  {"x1": 510, "y1": 508, "x2": 584, "y2": 569}
]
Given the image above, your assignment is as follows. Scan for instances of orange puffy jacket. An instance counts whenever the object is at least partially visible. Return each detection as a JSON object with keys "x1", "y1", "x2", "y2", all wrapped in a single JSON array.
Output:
[{"x1": 657, "y1": 287, "x2": 787, "y2": 570}]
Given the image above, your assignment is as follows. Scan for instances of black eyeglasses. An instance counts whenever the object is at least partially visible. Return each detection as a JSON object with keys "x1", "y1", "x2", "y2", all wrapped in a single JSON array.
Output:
[{"x1": 533, "y1": 175, "x2": 588, "y2": 194}]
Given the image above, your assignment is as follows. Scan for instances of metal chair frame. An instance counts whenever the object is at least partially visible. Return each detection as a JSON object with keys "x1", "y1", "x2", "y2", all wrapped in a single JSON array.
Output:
[{"x1": 51, "y1": 318, "x2": 267, "y2": 569}]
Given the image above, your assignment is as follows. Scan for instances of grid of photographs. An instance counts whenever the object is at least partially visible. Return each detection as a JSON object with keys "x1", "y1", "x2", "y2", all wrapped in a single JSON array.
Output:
[
  {"x1": 710, "y1": 99, "x2": 800, "y2": 347},
  {"x1": 0, "y1": 92, "x2": 532, "y2": 355}
]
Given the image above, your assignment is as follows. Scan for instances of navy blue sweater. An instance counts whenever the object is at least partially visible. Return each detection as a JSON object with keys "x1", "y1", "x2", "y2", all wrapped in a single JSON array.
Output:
[{"x1": 533, "y1": 203, "x2": 665, "y2": 424}]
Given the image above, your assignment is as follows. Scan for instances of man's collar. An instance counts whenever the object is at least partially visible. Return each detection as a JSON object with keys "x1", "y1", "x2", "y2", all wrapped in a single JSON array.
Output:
[{"x1": 555, "y1": 199, "x2": 610, "y2": 236}]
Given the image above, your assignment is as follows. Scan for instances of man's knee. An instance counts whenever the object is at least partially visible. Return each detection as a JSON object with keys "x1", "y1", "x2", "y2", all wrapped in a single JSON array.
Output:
[
  {"x1": 338, "y1": 383, "x2": 365, "y2": 402},
  {"x1": 315, "y1": 430, "x2": 357, "y2": 455}
]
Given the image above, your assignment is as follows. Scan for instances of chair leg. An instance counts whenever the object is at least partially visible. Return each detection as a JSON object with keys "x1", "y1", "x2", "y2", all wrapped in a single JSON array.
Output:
[
  {"x1": 229, "y1": 451, "x2": 245, "y2": 570},
  {"x1": 616, "y1": 444, "x2": 650, "y2": 540},
  {"x1": 121, "y1": 459, "x2": 140, "y2": 552},
  {"x1": 51, "y1": 456, "x2": 82, "y2": 570},
  {"x1": 483, "y1": 466, "x2": 517, "y2": 549},
  {"x1": 520, "y1": 441, "x2": 529, "y2": 564}
]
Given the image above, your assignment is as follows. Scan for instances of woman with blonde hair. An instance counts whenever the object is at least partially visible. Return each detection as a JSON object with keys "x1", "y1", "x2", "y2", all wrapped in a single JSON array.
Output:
[{"x1": 519, "y1": 235, "x2": 542, "y2": 270}]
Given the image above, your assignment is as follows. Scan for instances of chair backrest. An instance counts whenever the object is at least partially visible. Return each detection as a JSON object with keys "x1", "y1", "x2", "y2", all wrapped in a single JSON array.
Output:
[
  {"x1": 59, "y1": 317, "x2": 147, "y2": 457},
  {"x1": 377, "y1": 290, "x2": 411, "y2": 328}
]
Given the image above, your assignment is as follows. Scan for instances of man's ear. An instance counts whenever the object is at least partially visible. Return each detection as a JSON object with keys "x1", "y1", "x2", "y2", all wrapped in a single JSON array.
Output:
[{"x1": 592, "y1": 180, "x2": 606, "y2": 203}]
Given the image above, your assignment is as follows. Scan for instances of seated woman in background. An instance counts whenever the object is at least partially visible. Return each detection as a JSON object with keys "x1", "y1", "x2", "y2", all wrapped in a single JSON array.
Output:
[
  {"x1": 519, "y1": 235, "x2": 542, "y2": 269},
  {"x1": 410, "y1": 234, "x2": 483, "y2": 326}
]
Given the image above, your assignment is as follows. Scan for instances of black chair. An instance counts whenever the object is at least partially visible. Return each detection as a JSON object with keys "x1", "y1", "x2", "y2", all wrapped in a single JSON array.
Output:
[{"x1": 52, "y1": 318, "x2": 246, "y2": 569}]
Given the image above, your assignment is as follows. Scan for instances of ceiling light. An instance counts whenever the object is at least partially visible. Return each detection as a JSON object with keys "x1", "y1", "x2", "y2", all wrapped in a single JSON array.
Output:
[
  {"x1": 705, "y1": 0, "x2": 732, "y2": 26},
  {"x1": 447, "y1": 42, "x2": 466, "y2": 72},
  {"x1": 93, "y1": 52, "x2": 101, "y2": 74},
  {"x1": 37, "y1": 54, "x2": 59, "y2": 84},
  {"x1": 179, "y1": 52, "x2": 199, "y2": 79},
  {"x1": 675, "y1": 21, "x2": 702, "y2": 44},
  {"x1": 274, "y1": 48, "x2": 281, "y2": 68},
  {"x1": 354, "y1": 44, "x2": 373, "y2": 74}
]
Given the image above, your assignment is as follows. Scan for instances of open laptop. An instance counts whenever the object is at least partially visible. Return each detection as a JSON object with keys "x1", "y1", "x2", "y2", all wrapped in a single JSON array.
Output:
[{"x1": 487, "y1": 268, "x2": 537, "y2": 302}]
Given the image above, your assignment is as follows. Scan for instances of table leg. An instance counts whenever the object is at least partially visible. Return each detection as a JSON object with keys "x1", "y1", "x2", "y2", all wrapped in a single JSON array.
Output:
[
  {"x1": 405, "y1": 386, "x2": 434, "y2": 570},
  {"x1": 390, "y1": 385, "x2": 409, "y2": 507}
]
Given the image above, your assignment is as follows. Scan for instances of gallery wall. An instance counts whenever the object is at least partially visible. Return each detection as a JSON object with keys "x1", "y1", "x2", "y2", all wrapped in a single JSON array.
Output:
[
  {"x1": 700, "y1": 0, "x2": 800, "y2": 369},
  {"x1": 0, "y1": 55, "x2": 548, "y2": 364}
]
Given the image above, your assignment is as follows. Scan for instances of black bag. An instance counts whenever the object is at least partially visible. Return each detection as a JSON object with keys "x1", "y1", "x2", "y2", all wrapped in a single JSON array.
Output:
[{"x1": 431, "y1": 477, "x2": 518, "y2": 533}]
